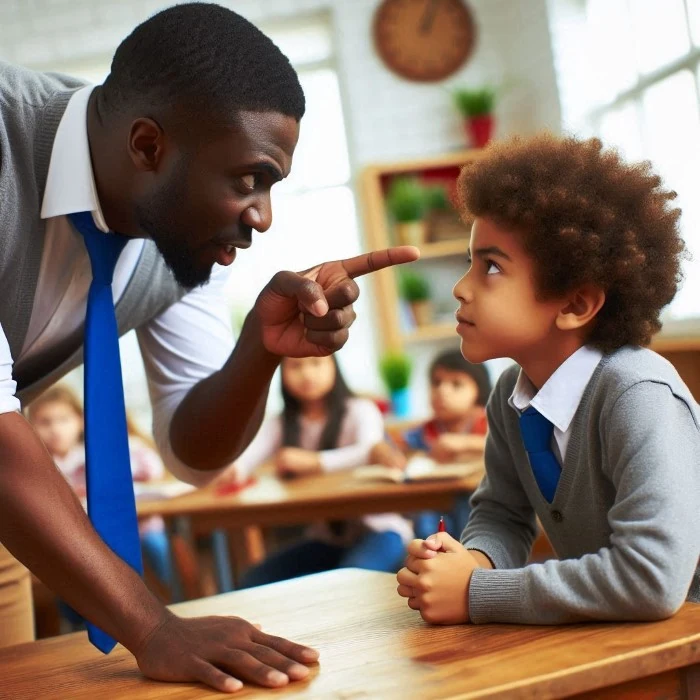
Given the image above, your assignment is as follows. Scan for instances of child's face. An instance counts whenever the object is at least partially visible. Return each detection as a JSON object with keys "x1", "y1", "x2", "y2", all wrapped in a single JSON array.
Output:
[
  {"x1": 282, "y1": 356, "x2": 337, "y2": 403},
  {"x1": 31, "y1": 401, "x2": 83, "y2": 457},
  {"x1": 430, "y1": 367, "x2": 479, "y2": 421},
  {"x1": 453, "y1": 217, "x2": 565, "y2": 366}
]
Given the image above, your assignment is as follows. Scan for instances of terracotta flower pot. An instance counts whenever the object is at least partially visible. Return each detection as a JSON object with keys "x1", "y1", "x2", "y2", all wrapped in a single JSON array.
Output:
[
  {"x1": 465, "y1": 114, "x2": 494, "y2": 148},
  {"x1": 395, "y1": 220, "x2": 426, "y2": 247},
  {"x1": 410, "y1": 300, "x2": 433, "y2": 326}
]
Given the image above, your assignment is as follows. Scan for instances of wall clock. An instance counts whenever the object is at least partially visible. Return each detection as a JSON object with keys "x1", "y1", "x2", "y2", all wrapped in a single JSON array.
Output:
[{"x1": 373, "y1": 0, "x2": 477, "y2": 83}]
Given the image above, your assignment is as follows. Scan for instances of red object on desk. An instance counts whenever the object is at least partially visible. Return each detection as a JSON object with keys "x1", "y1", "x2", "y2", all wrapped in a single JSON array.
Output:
[
  {"x1": 437, "y1": 515, "x2": 447, "y2": 552},
  {"x1": 215, "y1": 476, "x2": 257, "y2": 496}
]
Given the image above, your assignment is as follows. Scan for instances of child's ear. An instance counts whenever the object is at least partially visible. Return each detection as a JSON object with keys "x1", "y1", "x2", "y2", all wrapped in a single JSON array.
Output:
[{"x1": 556, "y1": 285, "x2": 605, "y2": 331}]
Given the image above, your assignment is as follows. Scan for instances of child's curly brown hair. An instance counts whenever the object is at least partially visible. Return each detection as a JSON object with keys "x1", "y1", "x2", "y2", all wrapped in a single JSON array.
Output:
[{"x1": 456, "y1": 133, "x2": 686, "y2": 352}]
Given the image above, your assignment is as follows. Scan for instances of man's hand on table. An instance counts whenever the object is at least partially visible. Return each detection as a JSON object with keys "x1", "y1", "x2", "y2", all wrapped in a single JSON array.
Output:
[{"x1": 133, "y1": 613, "x2": 318, "y2": 692}]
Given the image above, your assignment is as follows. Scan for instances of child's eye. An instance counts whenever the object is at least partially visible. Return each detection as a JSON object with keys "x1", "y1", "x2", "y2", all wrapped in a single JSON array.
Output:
[{"x1": 485, "y1": 259, "x2": 501, "y2": 275}]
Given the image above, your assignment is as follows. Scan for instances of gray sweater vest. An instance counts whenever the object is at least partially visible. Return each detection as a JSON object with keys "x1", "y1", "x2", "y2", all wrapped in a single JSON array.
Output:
[{"x1": 0, "y1": 61, "x2": 185, "y2": 405}]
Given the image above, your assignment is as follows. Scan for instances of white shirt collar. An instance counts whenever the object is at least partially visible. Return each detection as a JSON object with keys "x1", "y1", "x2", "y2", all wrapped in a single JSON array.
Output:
[
  {"x1": 509, "y1": 345, "x2": 604, "y2": 432},
  {"x1": 40, "y1": 85, "x2": 110, "y2": 232}
]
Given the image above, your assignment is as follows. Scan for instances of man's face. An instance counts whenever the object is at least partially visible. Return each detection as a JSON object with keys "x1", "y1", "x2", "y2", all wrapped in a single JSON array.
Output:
[{"x1": 134, "y1": 110, "x2": 299, "y2": 289}]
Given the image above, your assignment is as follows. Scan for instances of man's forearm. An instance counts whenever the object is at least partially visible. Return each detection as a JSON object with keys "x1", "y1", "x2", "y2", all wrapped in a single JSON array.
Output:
[
  {"x1": 170, "y1": 310, "x2": 281, "y2": 470},
  {"x1": 0, "y1": 413, "x2": 170, "y2": 653}
]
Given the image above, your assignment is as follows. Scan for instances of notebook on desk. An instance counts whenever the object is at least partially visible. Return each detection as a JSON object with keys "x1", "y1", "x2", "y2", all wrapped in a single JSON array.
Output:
[
  {"x1": 354, "y1": 455, "x2": 483, "y2": 484},
  {"x1": 132, "y1": 481, "x2": 197, "y2": 500}
]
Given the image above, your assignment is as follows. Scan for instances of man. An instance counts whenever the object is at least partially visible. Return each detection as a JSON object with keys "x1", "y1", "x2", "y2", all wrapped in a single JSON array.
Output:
[{"x1": 0, "y1": 3, "x2": 417, "y2": 693}]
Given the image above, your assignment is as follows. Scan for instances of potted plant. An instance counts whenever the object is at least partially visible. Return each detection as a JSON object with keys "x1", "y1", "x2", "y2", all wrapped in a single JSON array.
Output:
[
  {"x1": 386, "y1": 176, "x2": 427, "y2": 247},
  {"x1": 424, "y1": 184, "x2": 468, "y2": 242},
  {"x1": 379, "y1": 352, "x2": 412, "y2": 418},
  {"x1": 452, "y1": 86, "x2": 496, "y2": 148},
  {"x1": 399, "y1": 269, "x2": 432, "y2": 326}
]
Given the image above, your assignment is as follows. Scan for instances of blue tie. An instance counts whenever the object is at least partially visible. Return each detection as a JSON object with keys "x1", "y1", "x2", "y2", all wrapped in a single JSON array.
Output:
[
  {"x1": 69, "y1": 212, "x2": 143, "y2": 654},
  {"x1": 518, "y1": 406, "x2": 561, "y2": 503}
]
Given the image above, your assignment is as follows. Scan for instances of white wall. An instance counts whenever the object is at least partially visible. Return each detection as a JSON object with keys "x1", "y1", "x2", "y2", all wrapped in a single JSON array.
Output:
[{"x1": 0, "y1": 0, "x2": 561, "y2": 420}]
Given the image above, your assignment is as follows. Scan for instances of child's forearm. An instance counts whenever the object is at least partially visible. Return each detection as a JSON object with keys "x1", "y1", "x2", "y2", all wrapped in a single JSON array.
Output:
[{"x1": 468, "y1": 549, "x2": 495, "y2": 569}]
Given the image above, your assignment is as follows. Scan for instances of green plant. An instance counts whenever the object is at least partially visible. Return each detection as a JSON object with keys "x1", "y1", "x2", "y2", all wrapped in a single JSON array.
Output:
[
  {"x1": 399, "y1": 270, "x2": 430, "y2": 302},
  {"x1": 379, "y1": 352, "x2": 412, "y2": 392},
  {"x1": 386, "y1": 177, "x2": 426, "y2": 222},
  {"x1": 452, "y1": 86, "x2": 496, "y2": 117},
  {"x1": 423, "y1": 184, "x2": 450, "y2": 212}
]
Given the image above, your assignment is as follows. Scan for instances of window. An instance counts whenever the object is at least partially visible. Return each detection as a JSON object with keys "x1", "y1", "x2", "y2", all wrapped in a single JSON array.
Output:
[
  {"x1": 548, "y1": 0, "x2": 700, "y2": 323},
  {"x1": 225, "y1": 14, "x2": 380, "y2": 412}
]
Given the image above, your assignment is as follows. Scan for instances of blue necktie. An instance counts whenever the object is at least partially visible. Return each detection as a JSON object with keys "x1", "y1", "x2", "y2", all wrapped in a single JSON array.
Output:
[
  {"x1": 518, "y1": 406, "x2": 561, "y2": 503},
  {"x1": 69, "y1": 212, "x2": 143, "y2": 654}
]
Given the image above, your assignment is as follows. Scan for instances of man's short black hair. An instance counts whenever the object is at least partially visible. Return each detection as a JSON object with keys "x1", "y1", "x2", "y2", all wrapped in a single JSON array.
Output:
[
  {"x1": 101, "y1": 2, "x2": 305, "y2": 122},
  {"x1": 429, "y1": 349, "x2": 492, "y2": 406}
]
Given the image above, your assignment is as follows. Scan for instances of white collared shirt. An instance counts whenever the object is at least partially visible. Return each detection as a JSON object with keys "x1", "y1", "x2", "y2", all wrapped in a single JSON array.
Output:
[
  {"x1": 508, "y1": 345, "x2": 604, "y2": 463},
  {"x1": 0, "y1": 86, "x2": 234, "y2": 485}
]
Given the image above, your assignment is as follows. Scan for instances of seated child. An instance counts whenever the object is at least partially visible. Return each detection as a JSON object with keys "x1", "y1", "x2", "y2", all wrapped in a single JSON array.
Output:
[
  {"x1": 27, "y1": 386, "x2": 173, "y2": 591},
  {"x1": 371, "y1": 349, "x2": 491, "y2": 538},
  {"x1": 397, "y1": 134, "x2": 700, "y2": 625},
  {"x1": 219, "y1": 355, "x2": 413, "y2": 587}
]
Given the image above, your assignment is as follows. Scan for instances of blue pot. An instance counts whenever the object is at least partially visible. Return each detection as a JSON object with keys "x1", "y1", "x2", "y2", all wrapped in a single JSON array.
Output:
[{"x1": 391, "y1": 387, "x2": 411, "y2": 418}]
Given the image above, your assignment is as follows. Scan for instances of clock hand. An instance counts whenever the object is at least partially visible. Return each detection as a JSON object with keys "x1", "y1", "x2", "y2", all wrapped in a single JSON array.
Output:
[{"x1": 419, "y1": 0, "x2": 440, "y2": 34}]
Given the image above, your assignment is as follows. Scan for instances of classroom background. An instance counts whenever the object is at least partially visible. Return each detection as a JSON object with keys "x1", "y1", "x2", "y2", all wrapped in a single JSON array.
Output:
[
  {"x1": 2, "y1": 0, "x2": 699, "y2": 425},
  {"x1": 3, "y1": 0, "x2": 700, "y2": 647}
]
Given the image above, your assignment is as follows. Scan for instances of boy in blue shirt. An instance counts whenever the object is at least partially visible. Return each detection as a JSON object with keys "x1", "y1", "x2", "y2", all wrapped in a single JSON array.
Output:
[{"x1": 397, "y1": 134, "x2": 700, "y2": 624}]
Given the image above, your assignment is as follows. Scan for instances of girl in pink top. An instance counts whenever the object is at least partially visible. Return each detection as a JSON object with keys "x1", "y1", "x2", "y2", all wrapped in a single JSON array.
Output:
[{"x1": 222, "y1": 355, "x2": 412, "y2": 588}]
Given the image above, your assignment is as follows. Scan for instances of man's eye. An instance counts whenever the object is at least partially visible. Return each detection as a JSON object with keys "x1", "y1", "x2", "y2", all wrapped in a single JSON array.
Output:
[{"x1": 239, "y1": 174, "x2": 256, "y2": 190}]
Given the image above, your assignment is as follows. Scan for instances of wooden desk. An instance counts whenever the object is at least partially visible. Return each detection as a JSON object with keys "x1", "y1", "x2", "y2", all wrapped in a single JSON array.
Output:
[
  {"x1": 137, "y1": 466, "x2": 483, "y2": 598},
  {"x1": 137, "y1": 466, "x2": 483, "y2": 532},
  {"x1": 3, "y1": 570, "x2": 699, "y2": 699}
]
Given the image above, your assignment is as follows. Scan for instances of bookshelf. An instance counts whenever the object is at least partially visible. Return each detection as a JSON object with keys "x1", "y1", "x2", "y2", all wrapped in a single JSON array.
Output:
[{"x1": 360, "y1": 152, "x2": 700, "y2": 400}]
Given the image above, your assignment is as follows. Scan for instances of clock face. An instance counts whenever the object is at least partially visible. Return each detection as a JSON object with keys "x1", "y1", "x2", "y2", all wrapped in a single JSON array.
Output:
[{"x1": 373, "y1": 0, "x2": 477, "y2": 82}]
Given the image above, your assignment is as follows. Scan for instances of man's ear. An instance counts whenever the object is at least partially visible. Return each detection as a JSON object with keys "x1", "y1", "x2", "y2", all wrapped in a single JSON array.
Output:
[
  {"x1": 127, "y1": 117, "x2": 166, "y2": 172},
  {"x1": 556, "y1": 285, "x2": 605, "y2": 331}
]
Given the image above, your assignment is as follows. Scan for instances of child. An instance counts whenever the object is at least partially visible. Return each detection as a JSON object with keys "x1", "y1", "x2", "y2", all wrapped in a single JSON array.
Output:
[
  {"x1": 220, "y1": 355, "x2": 413, "y2": 587},
  {"x1": 371, "y1": 349, "x2": 491, "y2": 538},
  {"x1": 27, "y1": 386, "x2": 173, "y2": 589},
  {"x1": 397, "y1": 134, "x2": 700, "y2": 626}
]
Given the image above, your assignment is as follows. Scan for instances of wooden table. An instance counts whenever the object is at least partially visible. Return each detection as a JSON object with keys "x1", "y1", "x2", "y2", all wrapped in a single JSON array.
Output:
[
  {"x1": 3, "y1": 570, "x2": 699, "y2": 699},
  {"x1": 137, "y1": 466, "x2": 483, "y2": 531},
  {"x1": 137, "y1": 466, "x2": 483, "y2": 597}
]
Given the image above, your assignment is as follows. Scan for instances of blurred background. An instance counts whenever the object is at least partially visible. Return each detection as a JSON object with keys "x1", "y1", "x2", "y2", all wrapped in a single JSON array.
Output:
[{"x1": 3, "y1": 0, "x2": 699, "y2": 425}]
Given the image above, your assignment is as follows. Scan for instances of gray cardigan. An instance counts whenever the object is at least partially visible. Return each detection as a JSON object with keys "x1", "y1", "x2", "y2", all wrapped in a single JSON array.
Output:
[
  {"x1": 464, "y1": 346, "x2": 700, "y2": 624},
  {"x1": 0, "y1": 60, "x2": 184, "y2": 405}
]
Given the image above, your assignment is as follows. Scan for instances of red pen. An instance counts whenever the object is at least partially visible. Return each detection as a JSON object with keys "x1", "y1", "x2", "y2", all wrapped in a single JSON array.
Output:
[
  {"x1": 215, "y1": 475, "x2": 257, "y2": 496},
  {"x1": 437, "y1": 515, "x2": 446, "y2": 552}
]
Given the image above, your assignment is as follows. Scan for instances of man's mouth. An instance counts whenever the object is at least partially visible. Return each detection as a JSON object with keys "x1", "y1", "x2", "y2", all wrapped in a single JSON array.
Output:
[{"x1": 215, "y1": 244, "x2": 237, "y2": 266}]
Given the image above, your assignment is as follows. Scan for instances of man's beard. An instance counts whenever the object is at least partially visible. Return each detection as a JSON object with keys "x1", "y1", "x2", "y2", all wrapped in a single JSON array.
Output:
[{"x1": 134, "y1": 168, "x2": 213, "y2": 290}]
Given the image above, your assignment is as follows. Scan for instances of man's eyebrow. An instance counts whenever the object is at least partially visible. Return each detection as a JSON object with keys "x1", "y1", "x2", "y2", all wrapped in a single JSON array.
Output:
[
  {"x1": 241, "y1": 162, "x2": 285, "y2": 182},
  {"x1": 473, "y1": 245, "x2": 513, "y2": 262}
]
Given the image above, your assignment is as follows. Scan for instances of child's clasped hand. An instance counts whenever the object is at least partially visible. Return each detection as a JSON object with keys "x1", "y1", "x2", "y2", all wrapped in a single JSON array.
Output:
[{"x1": 396, "y1": 532, "x2": 482, "y2": 624}]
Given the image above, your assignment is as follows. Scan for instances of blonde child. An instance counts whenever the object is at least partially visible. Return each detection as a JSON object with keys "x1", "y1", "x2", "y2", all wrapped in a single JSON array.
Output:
[
  {"x1": 398, "y1": 134, "x2": 699, "y2": 625},
  {"x1": 28, "y1": 386, "x2": 172, "y2": 587}
]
